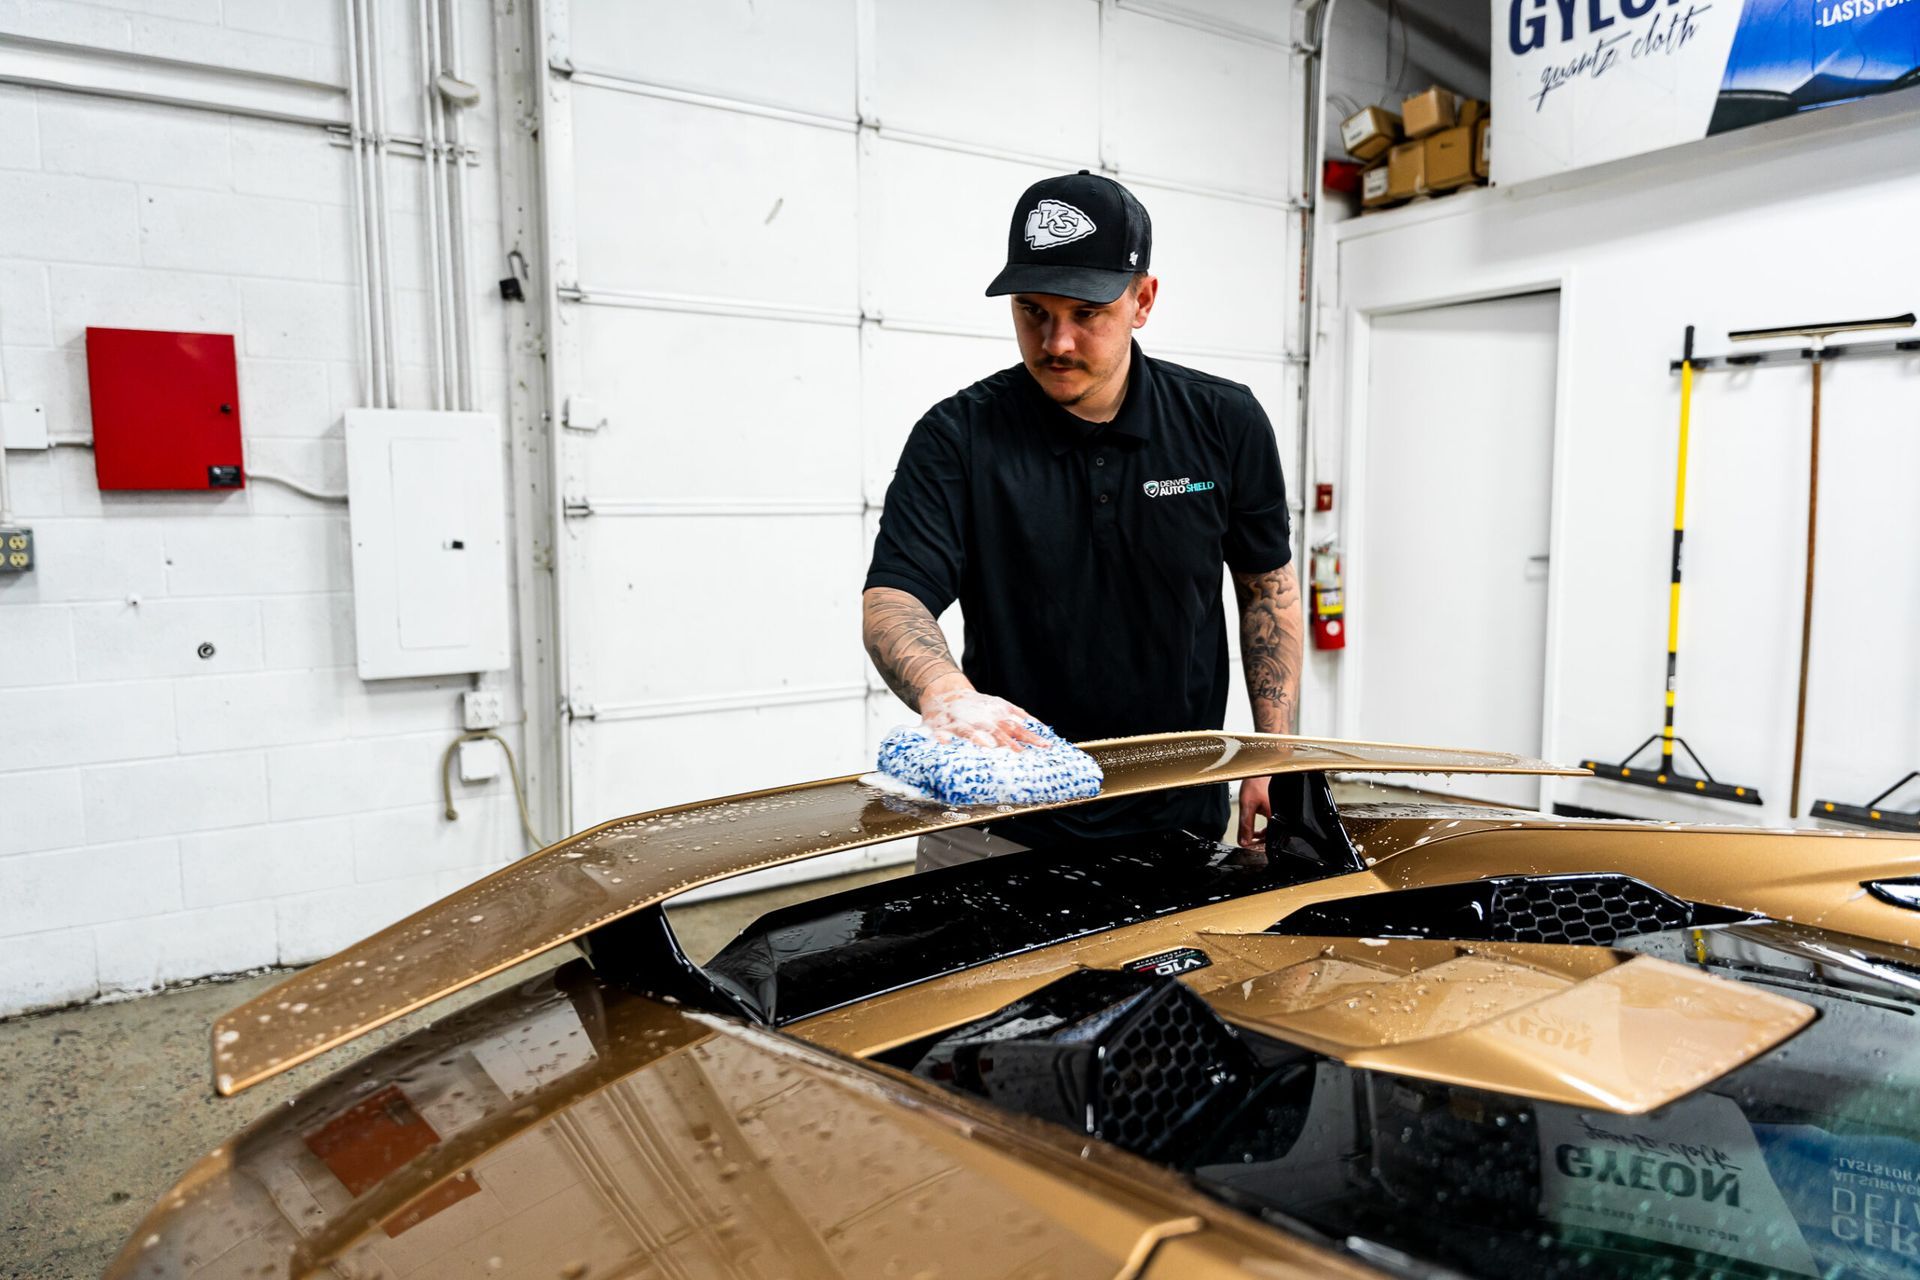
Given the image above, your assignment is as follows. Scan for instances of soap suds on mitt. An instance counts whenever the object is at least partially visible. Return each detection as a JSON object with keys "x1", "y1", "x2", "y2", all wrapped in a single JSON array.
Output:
[{"x1": 875, "y1": 721, "x2": 1103, "y2": 807}]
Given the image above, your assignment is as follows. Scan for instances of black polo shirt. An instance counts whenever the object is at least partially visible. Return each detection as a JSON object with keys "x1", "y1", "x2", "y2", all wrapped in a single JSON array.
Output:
[{"x1": 865, "y1": 341, "x2": 1292, "y2": 848}]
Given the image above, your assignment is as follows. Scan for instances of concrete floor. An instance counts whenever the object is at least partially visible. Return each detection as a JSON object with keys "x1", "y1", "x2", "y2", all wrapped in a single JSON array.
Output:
[{"x1": 0, "y1": 866, "x2": 909, "y2": 1280}]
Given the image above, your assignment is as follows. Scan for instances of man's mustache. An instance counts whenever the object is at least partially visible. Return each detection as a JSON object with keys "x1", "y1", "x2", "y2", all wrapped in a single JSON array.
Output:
[{"x1": 1036, "y1": 357, "x2": 1088, "y2": 371}]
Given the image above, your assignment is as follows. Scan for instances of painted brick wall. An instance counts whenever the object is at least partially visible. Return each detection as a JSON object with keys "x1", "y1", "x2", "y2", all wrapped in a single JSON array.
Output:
[{"x1": 0, "y1": 0, "x2": 530, "y2": 1016}]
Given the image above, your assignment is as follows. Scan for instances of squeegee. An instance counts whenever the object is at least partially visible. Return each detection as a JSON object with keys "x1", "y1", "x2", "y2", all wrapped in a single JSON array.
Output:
[
  {"x1": 1812, "y1": 773, "x2": 1920, "y2": 834},
  {"x1": 1726, "y1": 311, "x2": 1917, "y2": 816},
  {"x1": 1583, "y1": 326, "x2": 1762, "y2": 805}
]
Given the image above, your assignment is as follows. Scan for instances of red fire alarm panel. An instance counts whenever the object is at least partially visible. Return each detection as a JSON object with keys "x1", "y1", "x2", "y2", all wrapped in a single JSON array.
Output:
[{"x1": 85, "y1": 327, "x2": 246, "y2": 491}]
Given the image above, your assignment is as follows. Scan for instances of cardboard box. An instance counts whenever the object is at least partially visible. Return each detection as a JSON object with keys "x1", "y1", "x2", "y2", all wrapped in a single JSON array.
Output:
[
  {"x1": 1386, "y1": 140, "x2": 1425, "y2": 200},
  {"x1": 1340, "y1": 106, "x2": 1402, "y2": 161},
  {"x1": 1457, "y1": 98, "x2": 1485, "y2": 130},
  {"x1": 1361, "y1": 163, "x2": 1392, "y2": 209},
  {"x1": 1474, "y1": 118, "x2": 1490, "y2": 179},
  {"x1": 1401, "y1": 86, "x2": 1457, "y2": 139},
  {"x1": 1424, "y1": 125, "x2": 1475, "y2": 191}
]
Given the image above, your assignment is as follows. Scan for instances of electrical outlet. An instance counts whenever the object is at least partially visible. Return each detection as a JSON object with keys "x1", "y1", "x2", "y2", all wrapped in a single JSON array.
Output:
[
  {"x1": 463, "y1": 688, "x2": 503, "y2": 730},
  {"x1": 0, "y1": 526, "x2": 33, "y2": 573},
  {"x1": 458, "y1": 738, "x2": 500, "y2": 783}
]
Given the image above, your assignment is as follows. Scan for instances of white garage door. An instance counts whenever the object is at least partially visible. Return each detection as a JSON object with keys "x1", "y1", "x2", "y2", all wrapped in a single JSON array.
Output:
[{"x1": 536, "y1": 0, "x2": 1305, "y2": 833}]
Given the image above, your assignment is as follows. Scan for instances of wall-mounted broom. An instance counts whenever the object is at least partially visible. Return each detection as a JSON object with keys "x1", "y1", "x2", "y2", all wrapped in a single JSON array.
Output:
[
  {"x1": 1582, "y1": 326, "x2": 1763, "y2": 805},
  {"x1": 1724, "y1": 311, "x2": 1916, "y2": 816}
]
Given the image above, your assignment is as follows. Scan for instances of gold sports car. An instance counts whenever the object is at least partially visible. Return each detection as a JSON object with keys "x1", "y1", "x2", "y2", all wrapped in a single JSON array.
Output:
[{"x1": 107, "y1": 734, "x2": 1920, "y2": 1279}]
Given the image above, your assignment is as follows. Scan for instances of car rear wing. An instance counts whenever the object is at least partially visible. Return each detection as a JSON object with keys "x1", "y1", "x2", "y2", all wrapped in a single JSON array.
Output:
[{"x1": 213, "y1": 732, "x2": 1585, "y2": 1095}]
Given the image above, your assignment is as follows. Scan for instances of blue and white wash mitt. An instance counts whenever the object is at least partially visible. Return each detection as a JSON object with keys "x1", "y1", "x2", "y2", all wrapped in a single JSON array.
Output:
[{"x1": 876, "y1": 721, "x2": 1104, "y2": 807}]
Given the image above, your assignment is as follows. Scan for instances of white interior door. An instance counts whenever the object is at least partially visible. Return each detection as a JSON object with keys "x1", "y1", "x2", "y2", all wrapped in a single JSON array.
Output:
[
  {"x1": 539, "y1": 0, "x2": 1306, "y2": 848},
  {"x1": 1354, "y1": 292, "x2": 1560, "y2": 808}
]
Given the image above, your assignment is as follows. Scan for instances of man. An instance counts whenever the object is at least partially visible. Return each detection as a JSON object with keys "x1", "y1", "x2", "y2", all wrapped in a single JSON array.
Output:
[{"x1": 863, "y1": 171, "x2": 1302, "y2": 866}]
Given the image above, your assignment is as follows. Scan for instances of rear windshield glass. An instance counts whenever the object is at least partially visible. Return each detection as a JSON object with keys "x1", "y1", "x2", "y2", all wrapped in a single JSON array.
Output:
[{"x1": 1185, "y1": 923, "x2": 1920, "y2": 1279}]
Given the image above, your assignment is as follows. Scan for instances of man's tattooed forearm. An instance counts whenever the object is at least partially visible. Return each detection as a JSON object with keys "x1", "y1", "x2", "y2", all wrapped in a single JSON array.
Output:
[
  {"x1": 862, "y1": 588, "x2": 962, "y2": 711},
  {"x1": 1232, "y1": 563, "x2": 1304, "y2": 733}
]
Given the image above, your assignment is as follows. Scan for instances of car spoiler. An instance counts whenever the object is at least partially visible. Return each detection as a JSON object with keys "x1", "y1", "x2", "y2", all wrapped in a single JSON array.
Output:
[{"x1": 213, "y1": 732, "x2": 1583, "y2": 1095}]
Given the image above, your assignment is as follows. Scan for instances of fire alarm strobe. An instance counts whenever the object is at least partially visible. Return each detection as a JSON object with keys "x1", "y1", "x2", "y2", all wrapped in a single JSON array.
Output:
[{"x1": 85, "y1": 328, "x2": 246, "y2": 491}]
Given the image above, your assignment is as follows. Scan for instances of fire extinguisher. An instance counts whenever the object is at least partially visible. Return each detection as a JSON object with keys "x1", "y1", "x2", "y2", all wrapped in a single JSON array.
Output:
[{"x1": 1309, "y1": 540, "x2": 1345, "y2": 651}]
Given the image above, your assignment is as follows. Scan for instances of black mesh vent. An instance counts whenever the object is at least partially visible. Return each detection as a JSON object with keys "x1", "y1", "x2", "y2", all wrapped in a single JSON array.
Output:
[
  {"x1": 1490, "y1": 877, "x2": 1689, "y2": 945},
  {"x1": 1099, "y1": 986, "x2": 1219, "y2": 1153},
  {"x1": 908, "y1": 968, "x2": 1253, "y2": 1161},
  {"x1": 1271, "y1": 873, "x2": 1751, "y2": 945}
]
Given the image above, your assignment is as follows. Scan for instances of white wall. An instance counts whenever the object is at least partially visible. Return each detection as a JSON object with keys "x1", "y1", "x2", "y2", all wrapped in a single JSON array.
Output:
[
  {"x1": 1309, "y1": 95, "x2": 1920, "y2": 826},
  {"x1": 0, "y1": 0, "x2": 530, "y2": 1016}
]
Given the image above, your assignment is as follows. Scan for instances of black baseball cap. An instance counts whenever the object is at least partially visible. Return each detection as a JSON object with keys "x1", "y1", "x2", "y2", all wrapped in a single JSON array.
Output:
[{"x1": 984, "y1": 170, "x2": 1152, "y2": 305}]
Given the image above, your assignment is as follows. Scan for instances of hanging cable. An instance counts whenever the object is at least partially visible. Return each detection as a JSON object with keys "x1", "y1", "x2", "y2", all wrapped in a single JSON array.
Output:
[
  {"x1": 248, "y1": 471, "x2": 349, "y2": 503},
  {"x1": 441, "y1": 730, "x2": 551, "y2": 852}
]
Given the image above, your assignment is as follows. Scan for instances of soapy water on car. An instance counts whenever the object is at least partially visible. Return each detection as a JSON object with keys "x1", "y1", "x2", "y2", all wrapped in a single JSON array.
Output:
[{"x1": 869, "y1": 720, "x2": 1104, "y2": 807}]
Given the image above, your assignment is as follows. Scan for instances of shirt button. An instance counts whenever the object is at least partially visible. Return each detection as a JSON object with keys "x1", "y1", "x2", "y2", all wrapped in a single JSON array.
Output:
[
  {"x1": 1094, "y1": 456, "x2": 1106, "y2": 467},
  {"x1": 1098, "y1": 492, "x2": 1110, "y2": 504}
]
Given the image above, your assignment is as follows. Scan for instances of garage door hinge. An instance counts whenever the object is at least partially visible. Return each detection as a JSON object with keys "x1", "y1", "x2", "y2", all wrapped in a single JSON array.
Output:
[
  {"x1": 556, "y1": 284, "x2": 587, "y2": 303},
  {"x1": 563, "y1": 495, "x2": 593, "y2": 518},
  {"x1": 548, "y1": 55, "x2": 575, "y2": 79},
  {"x1": 564, "y1": 697, "x2": 597, "y2": 721},
  {"x1": 563, "y1": 395, "x2": 606, "y2": 432}
]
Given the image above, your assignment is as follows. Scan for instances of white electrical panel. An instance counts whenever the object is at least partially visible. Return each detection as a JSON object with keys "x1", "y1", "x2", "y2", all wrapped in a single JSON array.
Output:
[{"x1": 345, "y1": 409, "x2": 510, "y2": 679}]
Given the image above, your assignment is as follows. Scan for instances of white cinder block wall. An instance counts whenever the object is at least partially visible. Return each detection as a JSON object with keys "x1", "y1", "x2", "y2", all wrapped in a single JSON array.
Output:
[{"x1": 0, "y1": 0, "x2": 531, "y2": 1016}]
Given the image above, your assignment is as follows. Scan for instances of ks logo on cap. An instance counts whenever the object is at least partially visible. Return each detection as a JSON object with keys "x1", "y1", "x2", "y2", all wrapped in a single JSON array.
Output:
[{"x1": 1024, "y1": 199, "x2": 1097, "y2": 250}]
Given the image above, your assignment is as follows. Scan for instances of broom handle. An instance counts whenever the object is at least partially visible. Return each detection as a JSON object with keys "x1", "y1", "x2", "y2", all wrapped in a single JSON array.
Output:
[
  {"x1": 1664, "y1": 327, "x2": 1694, "y2": 771},
  {"x1": 1790, "y1": 356, "x2": 1821, "y2": 816}
]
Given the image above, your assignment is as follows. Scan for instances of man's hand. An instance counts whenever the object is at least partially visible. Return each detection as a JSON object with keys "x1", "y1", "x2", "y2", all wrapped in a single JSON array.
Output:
[
  {"x1": 1237, "y1": 775, "x2": 1272, "y2": 849},
  {"x1": 920, "y1": 679, "x2": 1050, "y2": 751}
]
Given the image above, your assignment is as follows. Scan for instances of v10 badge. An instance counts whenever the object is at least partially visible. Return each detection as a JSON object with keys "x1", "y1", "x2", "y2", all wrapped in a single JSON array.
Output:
[{"x1": 1122, "y1": 947, "x2": 1211, "y2": 977}]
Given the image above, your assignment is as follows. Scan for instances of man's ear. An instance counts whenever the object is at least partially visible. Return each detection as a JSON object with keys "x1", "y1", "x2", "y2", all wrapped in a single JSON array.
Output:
[{"x1": 1131, "y1": 275, "x2": 1158, "y2": 329}]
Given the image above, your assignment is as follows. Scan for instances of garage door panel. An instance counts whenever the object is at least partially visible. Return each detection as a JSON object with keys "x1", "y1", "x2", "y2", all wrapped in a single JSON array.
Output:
[
  {"x1": 871, "y1": 139, "x2": 1061, "y2": 329},
  {"x1": 548, "y1": 0, "x2": 1302, "y2": 834},
  {"x1": 577, "y1": 514, "x2": 866, "y2": 708},
  {"x1": 575, "y1": 309, "x2": 862, "y2": 503},
  {"x1": 872, "y1": 0, "x2": 1099, "y2": 158},
  {"x1": 1122, "y1": 0, "x2": 1292, "y2": 41},
  {"x1": 571, "y1": 89, "x2": 858, "y2": 307},
  {"x1": 862, "y1": 327, "x2": 1014, "y2": 503},
  {"x1": 1109, "y1": 8, "x2": 1294, "y2": 196},
  {"x1": 1134, "y1": 189, "x2": 1293, "y2": 353},
  {"x1": 576, "y1": 697, "x2": 869, "y2": 824},
  {"x1": 568, "y1": 0, "x2": 856, "y2": 120}
]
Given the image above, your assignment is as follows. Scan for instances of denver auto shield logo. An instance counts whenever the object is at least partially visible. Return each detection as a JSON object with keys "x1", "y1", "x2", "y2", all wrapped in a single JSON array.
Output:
[
  {"x1": 1024, "y1": 199, "x2": 1096, "y2": 250},
  {"x1": 1123, "y1": 947, "x2": 1211, "y2": 977},
  {"x1": 1143, "y1": 477, "x2": 1215, "y2": 498}
]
